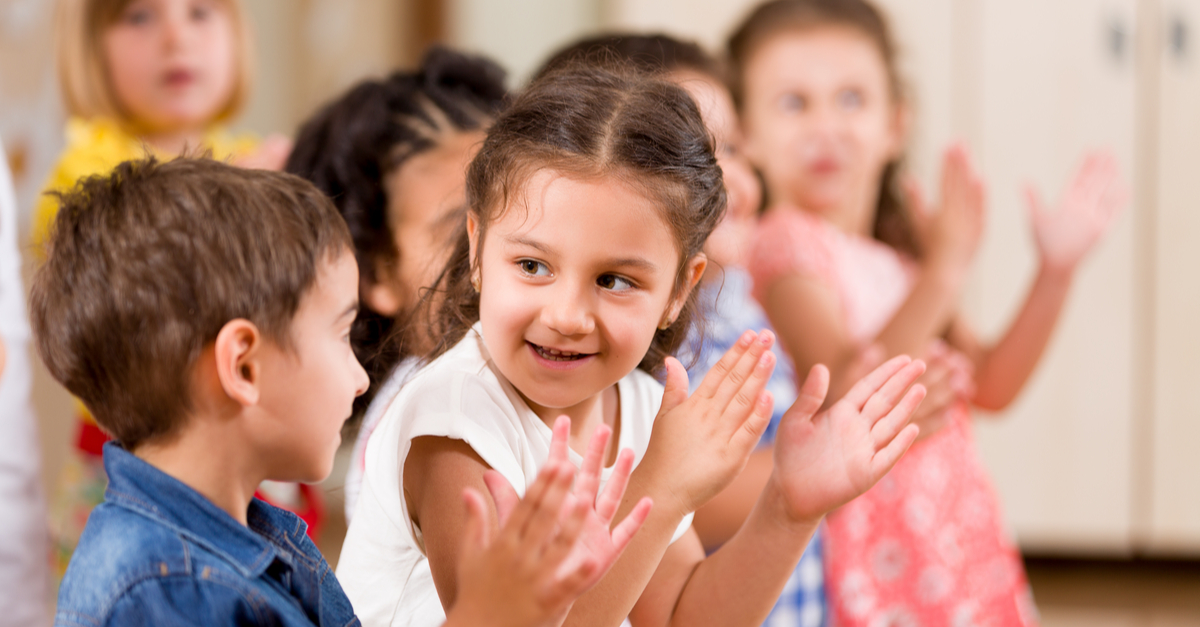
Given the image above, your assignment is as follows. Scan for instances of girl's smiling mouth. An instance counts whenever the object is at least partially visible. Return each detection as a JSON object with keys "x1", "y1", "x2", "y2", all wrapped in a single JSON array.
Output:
[{"x1": 527, "y1": 341, "x2": 597, "y2": 369}]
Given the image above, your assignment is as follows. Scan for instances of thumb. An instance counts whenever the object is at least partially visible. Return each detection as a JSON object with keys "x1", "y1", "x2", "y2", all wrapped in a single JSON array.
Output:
[
  {"x1": 482, "y1": 469, "x2": 519, "y2": 527},
  {"x1": 785, "y1": 364, "x2": 829, "y2": 425},
  {"x1": 461, "y1": 487, "x2": 491, "y2": 557},
  {"x1": 660, "y1": 356, "x2": 690, "y2": 415}
]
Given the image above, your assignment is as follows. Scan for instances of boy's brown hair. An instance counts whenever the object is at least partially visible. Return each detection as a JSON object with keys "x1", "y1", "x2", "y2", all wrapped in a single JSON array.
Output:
[{"x1": 30, "y1": 157, "x2": 353, "y2": 449}]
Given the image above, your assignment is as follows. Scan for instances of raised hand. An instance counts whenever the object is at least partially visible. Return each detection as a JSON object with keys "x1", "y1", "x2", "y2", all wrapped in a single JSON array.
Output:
[
  {"x1": 641, "y1": 330, "x2": 779, "y2": 515},
  {"x1": 482, "y1": 417, "x2": 652, "y2": 618},
  {"x1": 910, "y1": 340, "x2": 974, "y2": 442},
  {"x1": 768, "y1": 356, "x2": 926, "y2": 524},
  {"x1": 1028, "y1": 150, "x2": 1126, "y2": 275},
  {"x1": 906, "y1": 144, "x2": 986, "y2": 270},
  {"x1": 449, "y1": 459, "x2": 589, "y2": 627}
]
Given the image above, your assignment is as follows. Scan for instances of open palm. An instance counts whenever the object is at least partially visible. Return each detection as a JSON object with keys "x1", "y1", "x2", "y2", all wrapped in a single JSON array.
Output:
[
  {"x1": 1029, "y1": 150, "x2": 1126, "y2": 274},
  {"x1": 770, "y1": 356, "x2": 926, "y2": 524}
]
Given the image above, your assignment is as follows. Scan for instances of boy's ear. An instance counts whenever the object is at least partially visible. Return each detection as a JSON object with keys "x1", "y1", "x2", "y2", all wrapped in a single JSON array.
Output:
[
  {"x1": 665, "y1": 253, "x2": 708, "y2": 325},
  {"x1": 213, "y1": 319, "x2": 263, "y2": 407}
]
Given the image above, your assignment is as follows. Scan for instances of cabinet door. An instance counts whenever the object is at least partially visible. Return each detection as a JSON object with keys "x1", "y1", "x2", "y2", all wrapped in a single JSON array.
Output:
[
  {"x1": 1150, "y1": 0, "x2": 1200, "y2": 555},
  {"x1": 966, "y1": 0, "x2": 1139, "y2": 554}
]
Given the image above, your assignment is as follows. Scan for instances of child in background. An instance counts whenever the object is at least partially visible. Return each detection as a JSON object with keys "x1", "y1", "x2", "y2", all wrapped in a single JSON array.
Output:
[
  {"x1": 336, "y1": 63, "x2": 929, "y2": 627},
  {"x1": 0, "y1": 136, "x2": 49, "y2": 627},
  {"x1": 285, "y1": 46, "x2": 507, "y2": 520},
  {"x1": 33, "y1": 156, "x2": 648, "y2": 627},
  {"x1": 38, "y1": 0, "x2": 298, "y2": 576},
  {"x1": 729, "y1": 1, "x2": 1125, "y2": 624}
]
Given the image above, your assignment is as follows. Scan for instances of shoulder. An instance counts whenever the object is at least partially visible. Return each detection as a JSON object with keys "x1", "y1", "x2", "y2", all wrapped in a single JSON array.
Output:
[
  {"x1": 56, "y1": 506, "x2": 250, "y2": 625},
  {"x1": 748, "y1": 207, "x2": 840, "y2": 300}
]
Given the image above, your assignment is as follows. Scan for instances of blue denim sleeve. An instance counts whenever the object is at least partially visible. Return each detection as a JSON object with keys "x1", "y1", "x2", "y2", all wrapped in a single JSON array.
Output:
[{"x1": 102, "y1": 577, "x2": 280, "y2": 626}]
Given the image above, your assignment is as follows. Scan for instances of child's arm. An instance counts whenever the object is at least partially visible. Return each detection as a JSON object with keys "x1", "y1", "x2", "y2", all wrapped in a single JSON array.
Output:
[
  {"x1": 763, "y1": 146, "x2": 984, "y2": 403},
  {"x1": 444, "y1": 440, "x2": 648, "y2": 627},
  {"x1": 621, "y1": 357, "x2": 924, "y2": 627},
  {"x1": 408, "y1": 417, "x2": 652, "y2": 622},
  {"x1": 947, "y1": 151, "x2": 1125, "y2": 411}
]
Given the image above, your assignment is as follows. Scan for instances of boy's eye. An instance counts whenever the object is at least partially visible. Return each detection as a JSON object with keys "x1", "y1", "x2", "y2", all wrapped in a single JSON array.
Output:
[
  {"x1": 518, "y1": 259, "x2": 551, "y2": 277},
  {"x1": 837, "y1": 89, "x2": 864, "y2": 110},
  {"x1": 779, "y1": 93, "x2": 806, "y2": 112},
  {"x1": 596, "y1": 274, "x2": 634, "y2": 292}
]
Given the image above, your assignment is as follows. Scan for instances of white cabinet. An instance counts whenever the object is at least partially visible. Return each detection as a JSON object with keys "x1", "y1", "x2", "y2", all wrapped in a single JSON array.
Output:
[
  {"x1": 966, "y1": 0, "x2": 1140, "y2": 554},
  {"x1": 1150, "y1": 0, "x2": 1200, "y2": 555}
]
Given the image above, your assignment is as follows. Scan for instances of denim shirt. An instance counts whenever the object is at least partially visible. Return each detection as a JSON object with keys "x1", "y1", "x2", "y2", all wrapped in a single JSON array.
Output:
[{"x1": 55, "y1": 442, "x2": 359, "y2": 627}]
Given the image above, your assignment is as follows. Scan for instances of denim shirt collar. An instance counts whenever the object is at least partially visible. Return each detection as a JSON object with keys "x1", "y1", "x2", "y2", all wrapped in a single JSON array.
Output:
[{"x1": 101, "y1": 441, "x2": 308, "y2": 579}]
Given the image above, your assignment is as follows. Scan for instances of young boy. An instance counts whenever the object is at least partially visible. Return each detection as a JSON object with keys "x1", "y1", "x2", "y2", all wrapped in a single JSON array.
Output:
[{"x1": 32, "y1": 157, "x2": 648, "y2": 627}]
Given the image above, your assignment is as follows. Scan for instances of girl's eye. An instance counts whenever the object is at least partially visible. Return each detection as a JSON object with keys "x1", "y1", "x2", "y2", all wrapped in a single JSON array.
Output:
[
  {"x1": 596, "y1": 274, "x2": 634, "y2": 292},
  {"x1": 190, "y1": 2, "x2": 213, "y2": 21},
  {"x1": 719, "y1": 142, "x2": 738, "y2": 159},
  {"x1": 779, "y1": 93, "x2": 806, "y2": 112},
  {"x1": 837, "y1": 89, "x2": 865, "y2": 110},
  {"x1": 518, "y1": 259, "x2": 551, "y2": 277},
  {"x1": 121, "y1": 6, "x2": 153, "y2": 25}
]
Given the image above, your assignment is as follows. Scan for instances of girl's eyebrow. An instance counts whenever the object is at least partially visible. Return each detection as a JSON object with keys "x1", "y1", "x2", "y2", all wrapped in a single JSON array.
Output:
[{"x1": 506, "y1": 235, "x2": 553, "y2": 254}]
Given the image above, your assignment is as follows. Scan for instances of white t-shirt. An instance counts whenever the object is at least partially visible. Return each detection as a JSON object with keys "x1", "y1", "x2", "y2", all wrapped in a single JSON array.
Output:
[
  {"x1": 337, "y1": 324, "x2": 693, "y2": 627},
  {"x1": 344, "y1": 357, "x2": 420, "y2": 521}
]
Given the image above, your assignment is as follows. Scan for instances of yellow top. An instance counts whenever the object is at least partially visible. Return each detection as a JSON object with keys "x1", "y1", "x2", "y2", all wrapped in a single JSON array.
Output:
[
  {"x1": 33, "y1": 117, "x2": 257, "y2": 425},
  {"x1": 32, "y1": 116, "x2": 258, "y2": 248}
]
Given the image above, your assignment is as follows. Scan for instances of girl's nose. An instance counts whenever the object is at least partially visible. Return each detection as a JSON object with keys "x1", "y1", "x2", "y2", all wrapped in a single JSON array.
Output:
[{"x1": 540, "y1": 282, "x2": 595, "y2": 337}]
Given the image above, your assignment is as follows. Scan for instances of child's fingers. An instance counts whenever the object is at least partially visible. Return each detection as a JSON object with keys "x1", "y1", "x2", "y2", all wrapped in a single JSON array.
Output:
[
  {"x1": 517, "y1": 463, "x2": 575, "y2": 555},
  {"x1": 483, "y1": 469, "x2": 520, "y2": 528},
  {"x1": 785, "y1": 364, "x2": 829, "y2": 426},
  {"x1": 501, "y1": 462, "x2": 563, "y2": 541},
  {"x1": 594, "y1": 448, "x2": 635, "y2": 523},
  {"x1": 575, "y1": 424, "x2": 611, "y2": 506},
  {"x1": 712, "y1": 331, "x2": 774, "y2": 416},
  {"x1": 870, "y1": 424, "x2": 920, "y2": 484},
  {"x1": 841, "y1": 355, "x2": 913, "y2": 410},
  {"x1": 548, "y1": 415, "x2": 572, "y2": 468},
  {"x1": 861, "y1": 360, "x2": 927, "y2": 422},
  {"x1": 609, "y1": 497, "x2": 653, "y2": 556},
  {"x1": 660, "y1": 357, "x2": 690, "y2": 415},
  {"x1": 871, "y1": 384, "x2": 927, "y2": 450},
  {"x1": 460, "y1": 487, "x2": 491, "y2": 557},
  {"x1": 693, "y1": 330, "x2": 757, "y2": 399},
  {"x1": 731, "y1": 390, "x2": 773, "y2": 451}
]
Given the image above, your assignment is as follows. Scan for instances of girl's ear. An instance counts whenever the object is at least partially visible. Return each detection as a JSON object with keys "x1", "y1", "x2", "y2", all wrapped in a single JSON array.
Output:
[
  {"x1": 664, "y1": 253, "x2": 709, "y2": 325},
  {"x1": 363, "y1": 261, "x2": 404, "y2": 317},
  {"x1": 213, "y1": 319, "x2": 263, "y2": 407},
  {"x1": 466, "y1": 211, "x2": 482, "y2": 285}
]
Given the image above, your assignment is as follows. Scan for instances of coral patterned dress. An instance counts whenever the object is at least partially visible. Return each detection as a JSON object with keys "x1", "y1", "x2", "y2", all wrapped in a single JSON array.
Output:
[{"x1": 749, "y1": 208, "x2": 1038, "y2": 627}]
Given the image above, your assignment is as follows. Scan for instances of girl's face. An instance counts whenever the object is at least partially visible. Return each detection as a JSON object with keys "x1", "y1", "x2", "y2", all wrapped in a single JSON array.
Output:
[
  {"x1": 674, "y1": 72, "x2": 762, "y2": 271},
  {"x1": 741, "y1": 27, "x2": 902, "y2": 226},
  {"x1": 366, "y1": 130, "x2": 485, "y2": 317},
  {"x1": 103, "y1": 0, "x2": 237, "y2": 132},
  {"x1": 469, "y1": 170, "x2": 704, "y2": 418}
]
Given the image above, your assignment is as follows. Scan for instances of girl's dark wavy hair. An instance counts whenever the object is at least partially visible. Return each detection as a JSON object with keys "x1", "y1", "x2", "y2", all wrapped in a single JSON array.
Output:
[
  {"x1": 423, "y1": 63, "x2": 727, "y2": 375},
  {"x1": 285, "y1": 45, "x2": 507, "y2": 419},
  {"x1": 728, "y1": 0, "x2": 922, "y2": 259}
]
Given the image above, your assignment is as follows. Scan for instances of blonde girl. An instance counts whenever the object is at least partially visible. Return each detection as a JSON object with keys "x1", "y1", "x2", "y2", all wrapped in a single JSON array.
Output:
[
  {"x1": 336, "y1": 63, "x2": 929, "y2": 627},
  {"x1": 39, "y1": 0, "x2": 295, "y2": 580},
  {"x1": 730, "y1": 1, "x2": 1125, "y2": 624}
]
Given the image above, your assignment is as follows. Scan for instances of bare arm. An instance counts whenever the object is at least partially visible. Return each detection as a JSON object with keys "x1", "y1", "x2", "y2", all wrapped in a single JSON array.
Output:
[{"x1": 692, "y1": 449, "x2": 772, "y2": 549}]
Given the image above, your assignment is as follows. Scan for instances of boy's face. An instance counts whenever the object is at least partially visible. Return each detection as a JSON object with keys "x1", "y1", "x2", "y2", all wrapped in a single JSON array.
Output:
[{"x1": 255, "y1": 250, "x2": 368, "y2": 483}]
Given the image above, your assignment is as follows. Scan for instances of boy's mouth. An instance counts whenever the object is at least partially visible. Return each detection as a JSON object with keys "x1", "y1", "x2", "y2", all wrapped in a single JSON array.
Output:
[{"x1": 528, "y1": 342, "x2": 593, "y2": 362}]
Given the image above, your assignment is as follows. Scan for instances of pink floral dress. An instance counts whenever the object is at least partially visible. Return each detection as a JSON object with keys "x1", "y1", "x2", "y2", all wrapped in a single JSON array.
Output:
[{"x1": 749, "y1": 208, "x2": 1038, "y2": 627}]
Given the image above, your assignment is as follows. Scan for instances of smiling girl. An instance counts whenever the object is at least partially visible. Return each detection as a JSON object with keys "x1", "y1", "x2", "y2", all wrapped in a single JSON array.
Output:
[
  {"x1": 336, "y1": 63, "x2": 930, "y2": 627},
  {"x1": 39, "y1": 0, "x2": 293, "y2": 582}
]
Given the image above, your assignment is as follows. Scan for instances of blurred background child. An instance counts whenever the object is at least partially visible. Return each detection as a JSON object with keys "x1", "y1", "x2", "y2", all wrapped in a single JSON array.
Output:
[
  {"x1": 285, "y1": 45, "x2": 508, "y2": 521},
  {"x1": 36, "y1": 0, "x2": 300, "y2": 583},
  {"x1": 0, "y1": 135, "x2": 49, "y2": 627},
  {"x1": 730, "y1": 0, "x2": 1124, "y2": 624}
]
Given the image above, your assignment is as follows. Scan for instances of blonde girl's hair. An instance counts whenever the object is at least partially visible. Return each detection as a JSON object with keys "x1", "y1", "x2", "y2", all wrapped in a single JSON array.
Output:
[{"x1": 54, "y1": 0, "x2": 255, "y2": 123}]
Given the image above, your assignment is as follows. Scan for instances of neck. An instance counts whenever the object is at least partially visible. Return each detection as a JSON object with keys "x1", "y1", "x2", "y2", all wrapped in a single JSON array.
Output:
[
  {"x1": 775, "y1": 175, "x2": 878, "y2": 238},
  {"x1": 134, "y1": 419, "x2": 262, "y2": 526},
  {"x1": 523, "y1": 385, "x2": 619, "y2": 463}
]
